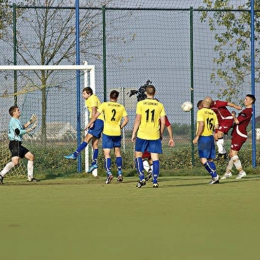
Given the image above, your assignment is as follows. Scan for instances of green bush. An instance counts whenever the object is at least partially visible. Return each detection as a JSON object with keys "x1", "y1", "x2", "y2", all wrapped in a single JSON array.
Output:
[{"x1": 3, "y1": 141, "x2": 259, "y2": 178}]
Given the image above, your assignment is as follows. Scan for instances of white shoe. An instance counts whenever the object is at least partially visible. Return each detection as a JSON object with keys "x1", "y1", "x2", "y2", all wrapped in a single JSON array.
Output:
[
  {"x1": 221, "y1": 172, "x2": 232, "y2": 180},
  {"x1": 208, "y1": 175, "x2": 220, "y2": 184},
  {"x1": 236, "y1": 171, "x2": 246, "y2": 179}
]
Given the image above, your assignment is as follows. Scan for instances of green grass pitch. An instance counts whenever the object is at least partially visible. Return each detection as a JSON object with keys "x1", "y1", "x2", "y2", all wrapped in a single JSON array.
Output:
[{"x1": 1, "y1": 175, "x2": 260, "y2": 260}]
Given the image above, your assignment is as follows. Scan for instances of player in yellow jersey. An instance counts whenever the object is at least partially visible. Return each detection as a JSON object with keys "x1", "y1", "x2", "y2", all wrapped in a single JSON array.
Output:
[
  {"x1": 193, "y1": 96, "x2": 219, "y2": 184},
  {"x1": 87, "y1": 90, "x2": 129, "y2": 184},
  {"x1": 131, "y1": 85, "x2": 166, "y2": 188},
  {"x1": 64, "y1": 87, "x2": 104, "y2": 173}
]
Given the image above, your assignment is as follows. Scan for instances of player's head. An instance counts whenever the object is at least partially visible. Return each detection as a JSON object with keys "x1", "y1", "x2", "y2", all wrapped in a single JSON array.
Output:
[
  {"x1": 203, "y1": 96, "x2": 213, "y2": 108},
  {"x1": 110, "y1": 90, "x2": 119, "y2": 100},
  {"x1": 9, "y1": 105, "x2": 19, "y2": 117},
  {"x1": 82, "y1": 87, "x2": 93, "y2": 95},
  {"x1": 145, "y1": 85, "x2": 156, "y2": 97},
  {"x1": 197, "y1": 100, "x2": 203, "y2": 109},
  {"x1": 245, "y1": 94, "x2": 256, "y2": 106}
]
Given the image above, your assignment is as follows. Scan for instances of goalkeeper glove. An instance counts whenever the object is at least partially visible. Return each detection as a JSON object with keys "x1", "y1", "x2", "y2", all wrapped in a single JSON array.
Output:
[
  {"x1": 27, "y1": 122, "x2": 37, "y2": 132},
  {"x1": 27, "y1": 114, "x2": 37, "y2": 125}
]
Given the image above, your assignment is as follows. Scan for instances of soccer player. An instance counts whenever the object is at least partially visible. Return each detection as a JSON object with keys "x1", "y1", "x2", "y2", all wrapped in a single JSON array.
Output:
[
  {"x1": 86, "y1": 90, "x2": 129, "y2": 184},
  {"x1": 193, "y1": 97, "x2": 219, "y2": 184},
  {"x1": 210, "y1": 99, "x2": 241, "y2": 160},
  {"x1": 64, "y1": 87, "x2": 104, "y2": 173},
  {"x1": 221, "y1": 94, "x2": 255, "y2": 180},
  {"x1": 143, "y1": 115, "x2": 175, "y2": 181},
  {"x1": 0, "y1": 106, "x2": 38, "y2": 184},
  {"x1": 197, "y1": 100, "x2": 203, "y2": 110},
  {"x1": 131, "y1": 85, "x2": 166, "y2": 188}
]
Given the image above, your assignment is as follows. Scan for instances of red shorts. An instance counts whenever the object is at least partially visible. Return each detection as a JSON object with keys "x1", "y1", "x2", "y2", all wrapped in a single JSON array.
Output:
[
  {"x1": 231, "y1": 132, "x2": 247, "y2": 151},
  {"x1": 142, "y1": 151, "x2": 151, "y2": 159},
  {"x1": 217, "y1": 120, "x2": 233, "y2": 134}
]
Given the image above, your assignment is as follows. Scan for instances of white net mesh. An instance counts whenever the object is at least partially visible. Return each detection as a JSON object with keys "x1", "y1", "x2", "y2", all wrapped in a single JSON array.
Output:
[{"x1": 0, "y1": 64, "x2": 94, "y2": 177}]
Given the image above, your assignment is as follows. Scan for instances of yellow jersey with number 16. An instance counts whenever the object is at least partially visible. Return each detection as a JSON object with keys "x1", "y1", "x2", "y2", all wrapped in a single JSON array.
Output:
[{"x1": 197, "y1": 108, "x2": 218, "y2": 136}]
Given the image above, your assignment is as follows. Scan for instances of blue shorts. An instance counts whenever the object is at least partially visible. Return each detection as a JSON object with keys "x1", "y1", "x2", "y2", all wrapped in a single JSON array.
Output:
[
  {"x1": 102, "y1": 133, "x2": 121, "y2": 149},
  {"x1": 88, "y1": 119, "x2": 104, "y2": 139},
  {"x1": 135, "y1": 137, "x2": 162, "y2": 154},
  {"x1": 198, "y1": 135, "x2": 216, "y2": 159}
]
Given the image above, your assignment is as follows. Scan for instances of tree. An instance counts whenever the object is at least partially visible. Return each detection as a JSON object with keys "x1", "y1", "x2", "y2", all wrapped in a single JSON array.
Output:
[
  {"x1": 2, "y1": 0, "x2": 133, "y2": 146},
  {"x1": 199, "y1": 0, "x2": 259, "y2": 102},
  {"x1": 1, "y1": 1, "x2": 14, "y2": 38}
]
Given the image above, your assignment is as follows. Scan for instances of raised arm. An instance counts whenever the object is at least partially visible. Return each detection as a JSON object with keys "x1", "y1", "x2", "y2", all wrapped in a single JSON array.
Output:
[{"x1": 227, "y1": 102, "x2": 242, "y2": 111}]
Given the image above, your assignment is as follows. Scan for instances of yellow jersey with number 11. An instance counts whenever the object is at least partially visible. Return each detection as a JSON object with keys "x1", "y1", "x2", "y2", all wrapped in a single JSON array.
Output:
[{"x1": 136, "y1": 99, "x2": 166, "y2": 140}]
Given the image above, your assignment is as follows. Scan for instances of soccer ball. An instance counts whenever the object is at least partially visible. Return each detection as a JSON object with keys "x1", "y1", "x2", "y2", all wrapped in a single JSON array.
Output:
[{"x1": 181, "y1": 101, "x2": 193, "y2": 112}]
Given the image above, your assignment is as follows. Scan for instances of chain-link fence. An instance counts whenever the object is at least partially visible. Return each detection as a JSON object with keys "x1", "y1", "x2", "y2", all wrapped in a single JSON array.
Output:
[{"x1": 0, "y1": 4, "x2": 259, "y2": 175}]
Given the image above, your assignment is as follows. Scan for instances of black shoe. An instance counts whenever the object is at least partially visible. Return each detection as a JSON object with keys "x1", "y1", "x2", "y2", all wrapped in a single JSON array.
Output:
[
  {"x1": 27, "y1": 177, "x2": 40, "y2": 182},
  {"x1": 222, "y1": 153, "x2": 227, "y2": 159},
  {"x1": 105, "y1": 174, "x2": 113, "y2": 184},
  {"x1": 215, "y1": 153, "x2": 227, "y2": 160},
  {"x1": 0, "y1": 175, "x2": 4, "y2": 185},
  {"x1": 153, "y1": 183, "x2": 159, "y2": 188},
  {"x1": 136, "y1": 179, "x2": 146, "y2": 188},
  {"x1": 208, "y1": 175, "x2": 220, "y2": 184},
  {"x1": 117, "y1": 175, "x2": 123, "y2": 182}
]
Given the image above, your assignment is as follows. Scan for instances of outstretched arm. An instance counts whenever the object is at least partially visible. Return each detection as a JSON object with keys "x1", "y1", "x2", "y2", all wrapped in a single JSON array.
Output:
[{"x1": 227, "y1": 102, "x2": 242, "y2": 111}]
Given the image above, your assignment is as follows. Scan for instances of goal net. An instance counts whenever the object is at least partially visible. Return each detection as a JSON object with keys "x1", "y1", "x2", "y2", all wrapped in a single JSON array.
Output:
[{"x1": 0, "y1": 62, "x2": 96, "y2": 178}]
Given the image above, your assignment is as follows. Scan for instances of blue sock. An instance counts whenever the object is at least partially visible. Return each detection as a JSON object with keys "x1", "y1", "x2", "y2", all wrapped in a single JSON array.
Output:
[
  {"x1": 75, "y1": 141, "x2": 88, "y2": 155},
  {"x1": 92, "y1": 149, "x2": 98, "y2": 165},
  {"x1": 116, "y1": 157, "x2": 122, "y2": 174},
  {"x1": 152, "y1": 160, "x2": 160, "y2": 184},
  {"x1": 203, "y1": 161, "x2": 217, "y2": 178},
  {"x1": 104, "y1": 158, "x2": 111, "y2": 175},
  {"x1": 135, "y1": 157, "x2": 144, "y2": 181}
]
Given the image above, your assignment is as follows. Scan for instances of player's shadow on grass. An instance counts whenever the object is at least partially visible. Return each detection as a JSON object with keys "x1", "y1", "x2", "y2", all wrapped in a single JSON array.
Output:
[
  {"x1": 41, "y1": 173, "x2": 68, "y2": 180},
  {"x1": 160, "y1": 176, "x2": 205, "y2": 182},
  {"x1": 161, "y1": 177, "x2": 260, "y2": 188}
]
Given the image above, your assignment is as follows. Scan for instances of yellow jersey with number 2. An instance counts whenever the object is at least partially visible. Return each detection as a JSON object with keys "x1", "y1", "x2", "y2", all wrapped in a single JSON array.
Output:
[
  {"x1": 98, "y1": 101, "x2": 128, "y2": 136},
  {"x1": 197, "y1": 108, "x2": 218, "y2": 136}
]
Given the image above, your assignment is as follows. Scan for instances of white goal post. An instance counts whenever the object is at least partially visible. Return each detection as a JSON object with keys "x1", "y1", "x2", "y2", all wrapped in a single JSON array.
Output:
[{"x1": 0, "y1": 61, "x2": 97, "y2": 176}]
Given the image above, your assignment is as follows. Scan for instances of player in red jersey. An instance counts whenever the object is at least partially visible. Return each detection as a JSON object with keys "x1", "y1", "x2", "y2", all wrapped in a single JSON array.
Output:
[
  {"x1": 221, "y1": 94, "x2": 255, "y2": 180},
  {"x1": 210, "y1": 100, "x2": 242, "y2": 160},
  {"x1": 143, "y1": 115, "x2": 175, "y2": 181}
]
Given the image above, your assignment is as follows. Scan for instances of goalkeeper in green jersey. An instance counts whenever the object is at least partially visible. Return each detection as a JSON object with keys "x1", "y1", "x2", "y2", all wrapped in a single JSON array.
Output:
[{"x1": 0, "y1": 105, "x2": 39, "y2": 184}]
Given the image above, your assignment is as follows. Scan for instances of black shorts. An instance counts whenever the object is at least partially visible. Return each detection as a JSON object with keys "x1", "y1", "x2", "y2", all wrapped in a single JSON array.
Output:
[{"x1": 9, "y1": 141, "x2": 29, "y2": 158}]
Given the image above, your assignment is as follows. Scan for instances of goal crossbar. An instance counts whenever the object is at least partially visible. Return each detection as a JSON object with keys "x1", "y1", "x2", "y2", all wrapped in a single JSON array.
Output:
[
  {"x1": 0, "y1": 62, "x2": 96, "y2": 176},
  {"x1": 0, "y1": 65, "x2": 94, "y2": 71}
]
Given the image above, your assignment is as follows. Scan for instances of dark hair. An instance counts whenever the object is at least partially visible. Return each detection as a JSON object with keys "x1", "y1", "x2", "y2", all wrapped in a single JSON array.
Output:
[
  {"x1": 9, "y1": 105, "x2": 19, "y2": 116},
  {"x1": 246, "y1": 94, "x2": 256, "y2": 104},
  {"x1": 146, "y1": 85, "x2": 156, "y2": 95},
  {"x1": 82, "y1": 87, "x2": 93, "y2": 95},
  {"x1": 110, "y1": 90, "x2": 119, "y2": 99},
  {"x1": 197, "y1": 100, "x2": 203, "y2": 108}
]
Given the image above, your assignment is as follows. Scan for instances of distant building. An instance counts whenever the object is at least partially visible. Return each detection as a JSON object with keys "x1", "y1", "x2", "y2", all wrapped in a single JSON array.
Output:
[{"x1": 23, "y1": 122, "x2": 77, "y2": 141}]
